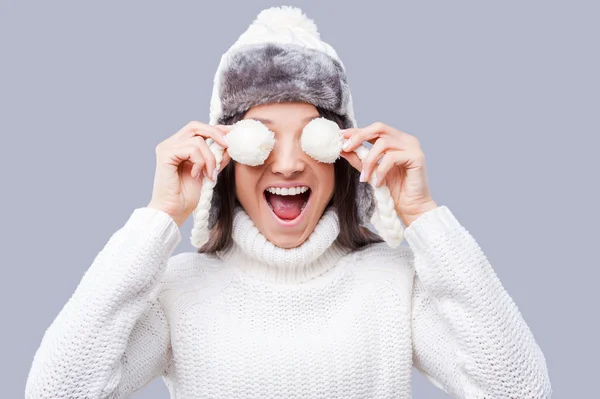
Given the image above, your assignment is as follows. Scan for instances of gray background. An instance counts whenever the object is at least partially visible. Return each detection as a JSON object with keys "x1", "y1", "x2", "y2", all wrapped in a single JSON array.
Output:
[{"x1": 2, "y1": 0, "x2": 597, "y2": 397}]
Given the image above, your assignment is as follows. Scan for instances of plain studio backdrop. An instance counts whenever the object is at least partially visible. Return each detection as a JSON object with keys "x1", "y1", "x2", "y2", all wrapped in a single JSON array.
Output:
[{"x1": 2, "y1": 1, "x2": 597, "y2": 397}]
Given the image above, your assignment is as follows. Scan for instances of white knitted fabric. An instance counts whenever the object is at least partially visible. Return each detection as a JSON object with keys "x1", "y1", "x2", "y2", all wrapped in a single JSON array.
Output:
[{"x1": 25, "y1": 205, "x2": 552, "y2": 398}]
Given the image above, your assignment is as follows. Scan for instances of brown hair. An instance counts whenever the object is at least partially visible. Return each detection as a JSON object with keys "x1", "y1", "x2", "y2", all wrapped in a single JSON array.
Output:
[{"x1": 198, "y1": 105, "x2": 384, "y2": 254}]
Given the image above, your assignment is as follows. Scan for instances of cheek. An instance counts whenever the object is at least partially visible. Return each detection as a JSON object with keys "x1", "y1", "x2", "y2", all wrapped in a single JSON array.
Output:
[
  {"x1": 234, "y1": 164, "x2": 261, "y2": 200},
  {"x1": 315, "y1": 163, "x2": 335, "y2": 197}
]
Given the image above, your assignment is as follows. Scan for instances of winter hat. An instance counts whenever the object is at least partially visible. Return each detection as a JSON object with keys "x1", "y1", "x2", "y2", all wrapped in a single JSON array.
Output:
[{"x1": 191, "y1": 5, "x2": 404, "y2": 248}]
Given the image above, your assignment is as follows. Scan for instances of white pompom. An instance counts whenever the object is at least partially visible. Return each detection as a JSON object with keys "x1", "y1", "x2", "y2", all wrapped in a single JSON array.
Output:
[
  {"x1": 254, "y1": 6, "x2": 319, "y2": 39},
  {"x1": 226, "y1": 119, "x2": 275, "y2": 166},
  {"x1": 301, "y1": 117, "x2": 343, "y2": 163}
]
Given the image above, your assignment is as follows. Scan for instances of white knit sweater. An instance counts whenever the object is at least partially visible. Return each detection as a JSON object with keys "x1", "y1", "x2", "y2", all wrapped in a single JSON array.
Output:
[{"x1": 25, "y1": 204, "x2": 552, "y2": 398}]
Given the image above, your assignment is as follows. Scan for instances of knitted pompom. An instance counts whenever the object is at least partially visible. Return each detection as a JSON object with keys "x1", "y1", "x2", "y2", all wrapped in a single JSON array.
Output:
[
  {"x1": 226, "y1": 119, "x2": 275, "y2": 166},
  {"x1": 301, "y1": 117, "x2": 343, "y2": 163},
  {"x1": 254, "y1": 6, "x2": 319, "y2": 39}
]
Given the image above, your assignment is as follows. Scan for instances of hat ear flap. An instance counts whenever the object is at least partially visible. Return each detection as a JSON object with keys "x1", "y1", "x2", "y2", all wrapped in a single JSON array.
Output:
[
  {"x1": 355, "y1": 179, "x2": 376, "y2": 225},
  {"x1": 191, "y1": 139, "x2": 224, "y2": 248},
  {"x1": 208, "y1": 188, "x2": 221, "y2": 230}
]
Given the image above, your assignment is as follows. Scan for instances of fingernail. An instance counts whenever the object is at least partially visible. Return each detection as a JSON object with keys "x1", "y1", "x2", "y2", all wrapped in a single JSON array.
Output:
[
  {"x1": 343, "y1": 140, "x2": 350, "y2": 150},
  {"x1": 212, "y1": 168, "x2": 218, "y2": 181},
  {"x1": 359, "y1": 170, "x2": 365, "y2": 182}
]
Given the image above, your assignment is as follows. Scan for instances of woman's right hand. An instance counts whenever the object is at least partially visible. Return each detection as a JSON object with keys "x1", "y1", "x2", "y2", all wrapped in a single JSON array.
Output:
[{"x1": 147, "y1": 121, "x2": 232, "y2": 227}]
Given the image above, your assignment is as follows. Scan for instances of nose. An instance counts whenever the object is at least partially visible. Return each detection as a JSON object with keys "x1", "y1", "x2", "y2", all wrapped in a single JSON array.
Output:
[{"x1": 268, "y1": 136, "x2": 306, "y2": 177}]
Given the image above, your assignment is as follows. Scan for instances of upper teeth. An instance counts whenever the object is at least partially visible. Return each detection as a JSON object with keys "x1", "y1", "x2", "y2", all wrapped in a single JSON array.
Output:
[{"x1": 266, "y1": 186, "x2": 309, "y2": 196}]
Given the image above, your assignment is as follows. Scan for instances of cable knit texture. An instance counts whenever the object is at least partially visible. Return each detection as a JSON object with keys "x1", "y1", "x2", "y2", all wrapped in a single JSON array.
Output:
[{"x1": 25, "y1": 204, "x2": 552, "y2": 398}]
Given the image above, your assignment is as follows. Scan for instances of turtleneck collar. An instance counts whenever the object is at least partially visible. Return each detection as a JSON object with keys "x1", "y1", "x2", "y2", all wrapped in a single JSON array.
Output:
[{"x1": 216, "y1": 205, "x2": 351, "y2": 284}]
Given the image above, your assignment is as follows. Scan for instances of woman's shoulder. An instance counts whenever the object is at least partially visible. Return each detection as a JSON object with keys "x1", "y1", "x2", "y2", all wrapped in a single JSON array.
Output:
[
  {"x1": 345, "y1": 241, "x2": 415, "y2": 292},
  {"x1": 158, "y1": 251, "x2": 232, "y2": 290},
  {"x1": 343, "y1": 241, "x2": 415, "y2": 280}
]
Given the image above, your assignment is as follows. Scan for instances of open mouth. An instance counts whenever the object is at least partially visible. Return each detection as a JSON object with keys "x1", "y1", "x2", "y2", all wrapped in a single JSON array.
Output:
[{"x1": 263, "y1": 186, "x2": 311, "y2": 222}]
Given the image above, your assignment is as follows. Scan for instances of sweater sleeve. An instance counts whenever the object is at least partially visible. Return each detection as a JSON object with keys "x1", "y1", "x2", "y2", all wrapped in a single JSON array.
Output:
[
  {"x1": 25, "y1": 206, "x2": 182, "y2": 399},
  {"x1": 404, "y1": 205, "x2": 552, "y2": 399}
]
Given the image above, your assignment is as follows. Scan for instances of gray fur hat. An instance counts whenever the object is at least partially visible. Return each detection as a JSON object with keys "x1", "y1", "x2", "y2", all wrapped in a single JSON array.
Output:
[{"x1": 206, "y1": 5, "x2": 375, "y2": 229}]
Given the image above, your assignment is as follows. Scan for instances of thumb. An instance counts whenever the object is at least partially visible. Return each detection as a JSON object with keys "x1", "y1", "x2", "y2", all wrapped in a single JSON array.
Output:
[
  {"x1": 218, "y1": 150, "x2": 232, "y2": 174},
  {"x1": 340, "y1": 151, "x2": 362, "y2": 172},
  {"x1": 216, "y1": 124, "x2": 234, "y2": 134}
]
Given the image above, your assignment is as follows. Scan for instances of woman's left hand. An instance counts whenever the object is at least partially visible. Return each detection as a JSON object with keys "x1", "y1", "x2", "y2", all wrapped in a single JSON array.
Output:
[{"x1": 339, "y1": 122, "x2": 438, "y2": 227}]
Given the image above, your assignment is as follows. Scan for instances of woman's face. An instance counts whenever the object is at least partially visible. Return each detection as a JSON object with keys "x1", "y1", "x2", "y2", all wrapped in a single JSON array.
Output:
[{"x1": 234, "y1": 102, "x2": 335, "y2": 248}]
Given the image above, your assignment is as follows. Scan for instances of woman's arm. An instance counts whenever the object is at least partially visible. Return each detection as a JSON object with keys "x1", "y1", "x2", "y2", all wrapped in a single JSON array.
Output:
[
  {"x1": 405, "y1": 205, "x2": 552, "y2": 398},
  {"x1": 25, "y1": 207, "x2": 181, "y2": 399}
]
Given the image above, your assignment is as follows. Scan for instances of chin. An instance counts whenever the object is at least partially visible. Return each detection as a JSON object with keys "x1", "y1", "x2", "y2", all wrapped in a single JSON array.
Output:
[{"x1": 267, "y1": 234, "x2": 307, "y2": 249}]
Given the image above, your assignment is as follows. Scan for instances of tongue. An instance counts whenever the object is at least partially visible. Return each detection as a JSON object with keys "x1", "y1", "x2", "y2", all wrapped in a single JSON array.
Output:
[{"x1": 268, "y1": 193, "x2": 305, "y2": 220}]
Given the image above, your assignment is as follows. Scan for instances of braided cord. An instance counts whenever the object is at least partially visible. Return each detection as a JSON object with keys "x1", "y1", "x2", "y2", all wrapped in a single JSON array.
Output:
[
  {"x1": 354, "y1": 145, "x2": 404, "y2": 248},
  {"x1": 190, "y1": 139, "x2": 224, "y2": 248}
]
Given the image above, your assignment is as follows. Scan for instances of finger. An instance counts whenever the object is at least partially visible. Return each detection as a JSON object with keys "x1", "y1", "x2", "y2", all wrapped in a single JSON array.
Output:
[
  {"x1": 185, "y1": 136, "x2": 217, "y2": 181},
  {"x1": 215, "y1": 124, "x2": 234, "y2": 134},
  {"x1": 167, "y1": 142, "x2": 205, "y2": 180},
  {"x1": 172, "y1": 121, "x2": 202, "y2": 140},
  {"x1": 341, "y1": 122, "x2": 388, "y2": 152},
  {"x1": 374, "y1": 151, "x2": 412, "y2": 187},
  {"x1": 176, "y1": 121, "x2": 229, "y2": 148},
  {"x1": 215, "y1": 124, "x2": 235, "y2": 147},
  {"x1": 359, "y1": 139, "x2": 389, "y2": 184},
  {"x1": 190, "y1": 154, "x2": 206, "y2": 181},
  {"x1": 218, "y1": 150, "x2": 232, "y2": 174},
  {"x1": 342, "y1": 122, "x2": 410, "y2": 153},
  {"x1": 339, "y1": 151, "x2": 362, "y2": 173},
  {"x1": 190, "y1": 122, "x2": 230, "y2": 148}
]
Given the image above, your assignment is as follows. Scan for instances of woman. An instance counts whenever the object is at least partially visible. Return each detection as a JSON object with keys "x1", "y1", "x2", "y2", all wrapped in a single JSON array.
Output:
[{"x1": 25, "y1": 6, "x2": 552, "y2": 399}]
